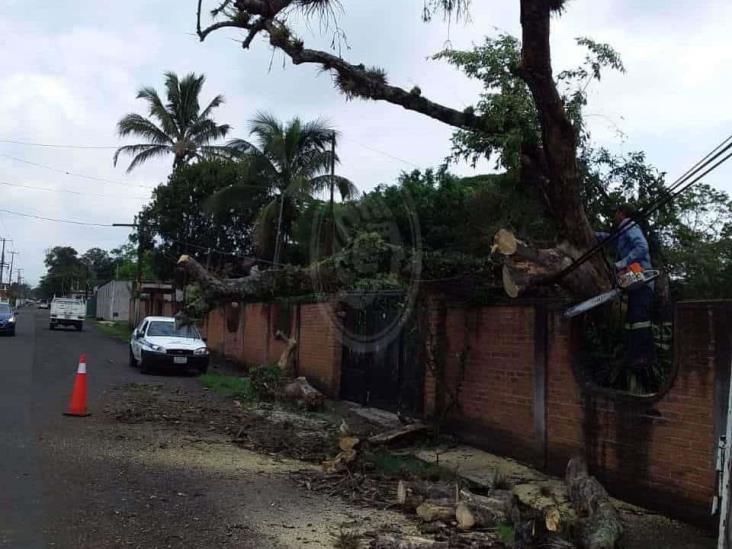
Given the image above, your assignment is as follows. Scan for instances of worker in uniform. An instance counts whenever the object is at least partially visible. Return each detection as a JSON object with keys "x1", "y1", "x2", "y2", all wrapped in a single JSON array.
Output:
[{"x1": 596, "y1": 204, "x2": 655, "y2": 368}]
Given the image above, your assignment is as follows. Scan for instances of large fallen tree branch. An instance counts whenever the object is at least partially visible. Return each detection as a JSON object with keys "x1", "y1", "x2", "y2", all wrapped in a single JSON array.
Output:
[{"x1": 565, "y1": 457, "x2": 623, "y2": 549}]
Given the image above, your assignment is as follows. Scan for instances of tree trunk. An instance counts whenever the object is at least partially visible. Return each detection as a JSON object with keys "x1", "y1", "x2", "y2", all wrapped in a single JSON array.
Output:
[
  {"x1": 455, "y1": 489, "x2": 516, "y2": 530},
  {"x1": 565, "y1": 457, "x2": 623, "y2": 549},
  {"x1": 274, "y1": 330, "x2": 297, "y2": 376},
  {"x1": 494, "y1": 229, "x2": 608, "y2": 299},
  {"x1": 514, "y1": 0, "x2": 610, "y2": 297}
]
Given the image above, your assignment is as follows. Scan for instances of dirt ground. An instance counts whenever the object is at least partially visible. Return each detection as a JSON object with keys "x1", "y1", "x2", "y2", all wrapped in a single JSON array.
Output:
[{"x1": 99, "y1": 380, "x2": 716, "y2": 549}]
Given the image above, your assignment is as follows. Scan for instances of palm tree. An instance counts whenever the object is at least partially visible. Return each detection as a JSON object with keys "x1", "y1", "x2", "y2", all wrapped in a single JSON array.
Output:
[
  {"x1": 113, "y1": 72, "x2": 231, "y2": 172},
  {"x1": 207, "y1": 112, "x2": 357, "y2": 265}
]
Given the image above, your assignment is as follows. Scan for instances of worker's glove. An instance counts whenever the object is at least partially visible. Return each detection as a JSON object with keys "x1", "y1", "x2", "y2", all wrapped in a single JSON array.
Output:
[{"x1": 614, "y1": 260, "x2": 627, "y2": 271}]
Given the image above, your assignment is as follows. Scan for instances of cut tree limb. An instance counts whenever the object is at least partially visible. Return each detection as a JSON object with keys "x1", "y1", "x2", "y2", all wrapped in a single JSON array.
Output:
[
  {"x1": 283, "y1": 377, "x2": 325, "y2": 411},
  {"x1": 494, "y1": 230, "x2": 610, "y2": 298},
  {"x1": 456, "y1": 489, "x2": 516, "y2": 530},
  {"x1": 415, "y1": 499, "x2": 456, "y2": 522},
  {"x1": 274, "y1": 330, "x2": 297, "y2": 376},
  {"x1": 397, "y1": 480, "x2": 457, "y2": 510},
  {"x1": 565, "y1": 457, "x2": 623, "y2": 549}
]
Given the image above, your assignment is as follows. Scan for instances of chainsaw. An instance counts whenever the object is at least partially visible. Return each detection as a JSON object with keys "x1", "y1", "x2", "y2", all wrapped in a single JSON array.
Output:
[{"x1": 564, "y1": 262, "x2": 660, "y2": 318}]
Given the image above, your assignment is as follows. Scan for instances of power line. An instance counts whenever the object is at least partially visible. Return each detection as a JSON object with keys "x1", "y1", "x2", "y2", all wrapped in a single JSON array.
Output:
[
  {"x1": 554, "y1": 133, "x2": 732, "y2": 283},
  {"x1": 0, "y1": 138, "x2": 118, "y2": 150},
  {"x1": 0, "y1": 180, "x2": 150, "y2": 201},
  {"x1": 0, "y1": 208, "x2": 115, "y2": 227},
  {"x1": 0, "y1": 153, "x2": 156, "y2": 190}
]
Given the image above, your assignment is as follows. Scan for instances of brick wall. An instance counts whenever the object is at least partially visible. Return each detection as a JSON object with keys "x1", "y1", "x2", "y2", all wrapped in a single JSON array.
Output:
[
  {"x1": 424, "y1": 299, "x2": 729, "y2": 525},
  {"x1": 203, "y1": 301, "x2": 342, "y2": 398}
]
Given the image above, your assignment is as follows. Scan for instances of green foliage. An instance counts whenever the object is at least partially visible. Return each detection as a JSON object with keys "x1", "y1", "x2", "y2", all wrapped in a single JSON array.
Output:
[
  {"x1": 497, "y1": 523, "x2": 515, "y2": 546},
  {"x1": 94, "y1": 321, "x2": 133, "y2": 342},
  {"x1": 207, "y1": 113, "x2": 356, "y2": 264},
  {"x1": 248, "y1": 364, "x2": 284, "y2": 401},
  {"x1": 361, "y1": 449, "x2": 455, "y2": 481},
  {"x1": 200, "y1": 372, "x2": 256, "y2": 401},
  {"x1": 436, "y1": 34, "x2": 624, "y2": 168},
  {"x1": 139, "y1": 159, "x2": 270, "y2": 281},
  {"x1": 114, "y1": 72, "x2": 231, "y2": 172}
]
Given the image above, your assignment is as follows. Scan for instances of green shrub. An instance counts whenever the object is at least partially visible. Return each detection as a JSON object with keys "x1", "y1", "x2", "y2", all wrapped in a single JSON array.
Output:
[{"x1": 249, "y1": 364, "x2": 284, "y2": 401}]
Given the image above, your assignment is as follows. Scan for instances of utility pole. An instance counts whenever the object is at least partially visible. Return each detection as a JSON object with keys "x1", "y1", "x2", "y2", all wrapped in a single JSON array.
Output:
[
  {"x1": 8, "y1": 251, "x2": 18, "y2": 284},
  {"x1": 327, "y1": 131, "x2": 336, "y2": 257},
  {"x1": 0, "y1": 238, "x2": 7, "y2": 286},
  {"x1": 112, "y1": 222, "x2": 142, "y2": 288}
]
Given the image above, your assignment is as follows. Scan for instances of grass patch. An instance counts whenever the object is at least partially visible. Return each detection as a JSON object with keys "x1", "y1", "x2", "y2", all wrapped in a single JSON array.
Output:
[
  {"x1": 497, "y1": 523, "x2": 515, "y2": 546},
  {"x1": 362, "y1": 449, "x2": 456, "y2": 481},
  {"x1": 334, "y1": 530, "x2": 361, "y2": 549},
  {"x1": 94, "y1": 321, "x2": 133, "y2": 342},
  {"x1": 199, "y1": 372, "x2": 256, "y2": 401}
]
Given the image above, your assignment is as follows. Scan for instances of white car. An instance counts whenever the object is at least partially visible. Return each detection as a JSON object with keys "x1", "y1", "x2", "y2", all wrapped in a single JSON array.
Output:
[{"x1": 129, "y1": 316, "x2": 209, "y2": 375}]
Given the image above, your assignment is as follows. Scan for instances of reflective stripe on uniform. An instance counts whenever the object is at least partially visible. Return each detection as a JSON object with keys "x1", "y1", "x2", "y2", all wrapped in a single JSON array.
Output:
[{"x1": 625, "y1": 321, "x2": 652, "y2": 330}]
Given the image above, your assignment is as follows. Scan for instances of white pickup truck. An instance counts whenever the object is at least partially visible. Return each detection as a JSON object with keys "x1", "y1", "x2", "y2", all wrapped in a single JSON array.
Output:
[{"x1": 49, "y1": 297, "x2": 86, "y2": 331}]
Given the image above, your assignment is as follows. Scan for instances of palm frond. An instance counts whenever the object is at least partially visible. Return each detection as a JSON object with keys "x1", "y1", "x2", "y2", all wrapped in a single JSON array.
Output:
[
  {"x1": 117, "y1": 114, "x2": 174, "y2": 145},
  {"x1": 188, "y1": 118, "x2": 231, "y2": 145},
  {"x1": 114, "y1": 144, "x2": 172, "y2": 173},
  {"x1": 137, "y1": 86, "x2": 178, "y2": 137},
  {"x1": 199, "y1": 94, "x2": 225, "y2": 120},
  {"x1": 307, "y1": 174, "x2": 359, "y2": 200}
]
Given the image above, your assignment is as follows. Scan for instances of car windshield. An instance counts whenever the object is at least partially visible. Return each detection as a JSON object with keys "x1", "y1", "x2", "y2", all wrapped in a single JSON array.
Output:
[
  {"x1": 0, "y1": 304, "x2": 10, "y2": 314},
  {"x1": 146, "y1": 321, "x2": 200, "y2": 339}
]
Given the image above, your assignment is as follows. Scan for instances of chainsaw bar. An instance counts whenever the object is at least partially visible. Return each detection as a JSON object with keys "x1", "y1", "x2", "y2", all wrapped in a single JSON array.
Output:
[{"x1": 563, "y1": 270, "x2": 661, "y2": 318}]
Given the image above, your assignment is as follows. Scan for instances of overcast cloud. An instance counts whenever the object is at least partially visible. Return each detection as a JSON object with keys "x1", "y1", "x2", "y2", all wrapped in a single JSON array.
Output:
[{"x1": 0, "y1": 1, "x2": 730, "y2": 285}]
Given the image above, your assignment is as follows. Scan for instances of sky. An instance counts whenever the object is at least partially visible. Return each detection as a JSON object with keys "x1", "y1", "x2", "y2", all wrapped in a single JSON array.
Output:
[{"x1": 0, "y1": 0, "x2": 731, "y2": 286}]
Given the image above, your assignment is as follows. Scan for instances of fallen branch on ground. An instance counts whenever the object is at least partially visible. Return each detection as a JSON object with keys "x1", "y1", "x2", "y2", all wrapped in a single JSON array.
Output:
[{"x1": 565, "y1": 456, "x2": 623, "y2": 549}]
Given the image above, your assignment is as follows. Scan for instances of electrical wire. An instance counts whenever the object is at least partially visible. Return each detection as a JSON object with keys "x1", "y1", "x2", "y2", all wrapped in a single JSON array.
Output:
[
  {"x1": 0, "y1": 208, "x2": 115, "y2": 227},
  {"x1": 0, "y1": 138, "x2": 118, "y2": 150},
  {"x1": 554, "y1": 133, "x2": 732, "y2": 282},
  {"x1": 0, "y1": 153, "x2": 156, "y2": 190},
  {"x1": 0, "y1": 180, "x2": 150, "y2": 201}
]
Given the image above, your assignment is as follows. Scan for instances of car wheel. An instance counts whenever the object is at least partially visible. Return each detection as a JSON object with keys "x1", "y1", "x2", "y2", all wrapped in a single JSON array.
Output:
[
  {"x1": 76, "y1": 324, "x2": 83, "y2": 332},
  {"x1": 9, "y1": 329, "x2": 15, "y2": 337},
  {"x1": 139, "y1": 353, "x2": 152, "y2": 375},
  {"x1": 129, "y1": 347, "x2": 137, "y2": 368},
  {"x1": 49, "y1": 323, "x2": 54, "y2": 330}
]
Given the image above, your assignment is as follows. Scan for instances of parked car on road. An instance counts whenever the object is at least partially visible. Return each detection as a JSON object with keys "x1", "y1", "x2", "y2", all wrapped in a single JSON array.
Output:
[
  {"x1": 129, "y1": 316, "x2": 209, "y2": 375},
  {"x1": 38, "y1": 300, "x2": 49, "y2": 309},
  {"x1": 49, "y1": 297, "x2": 86, "y2": 331},
  {"x1": 0, "y1": 303, "x2": 17, "y2": 336}
]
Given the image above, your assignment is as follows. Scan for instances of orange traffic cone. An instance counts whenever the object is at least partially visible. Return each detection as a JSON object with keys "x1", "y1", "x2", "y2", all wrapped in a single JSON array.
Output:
[{"x1": 64, "y1": 354, "x2": 90, "y2": 417}]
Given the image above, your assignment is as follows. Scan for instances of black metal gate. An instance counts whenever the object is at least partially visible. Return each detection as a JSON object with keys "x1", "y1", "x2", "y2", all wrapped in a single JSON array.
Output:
[{"x1": 339, "y1": 292, "x2": 423, "y2": 415}]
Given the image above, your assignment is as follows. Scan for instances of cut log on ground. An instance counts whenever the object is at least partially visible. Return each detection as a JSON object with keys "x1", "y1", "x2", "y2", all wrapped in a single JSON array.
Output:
[
  {"x1": 456, "y1": 489, "x2": 516, "y2": 530},
  {"x1": 397, "y1": 480, "x2": 457, "y2": 510},
  {"x1": 339, "y1": 436, "x2": 360, "y2": 452},
  {"x1": 368, "y1": 423, "x2": 429, "y2": 446},
  {"x1": 274, "y1": 330, "x2": 297, "y2": 376},
  {"x1": 493, "y1": 230, "x2": 610, "y2": 299},
  {"x1": 283, "y1": 377, "x2": 325, "y2": 411},
  {"x1": 370, "y1": 535, "x2": 449, "y2": 549},
  {"x1": 513, "y1": 481, "x2": 576, "y2": 535},
  {"x1": 565, "y1": 457, "x2": 623, "y2": 549},
  {"x1": 415, "y1": 499, "x2": 456, "y2": 522}
]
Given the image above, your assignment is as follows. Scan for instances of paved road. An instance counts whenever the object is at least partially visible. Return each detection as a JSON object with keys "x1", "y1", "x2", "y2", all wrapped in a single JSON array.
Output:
[{"x1": 0, "y1": 310, "x2": 257, "y2": 548}]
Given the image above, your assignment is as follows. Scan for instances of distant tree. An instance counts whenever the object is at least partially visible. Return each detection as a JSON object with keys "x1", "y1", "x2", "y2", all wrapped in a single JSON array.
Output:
[
  {"x1": 81, "y1": 248, "x2": 115, "y2": 285},
  {"x1": 138, "y1": 159, "x2": 271, "y2": 280},
  {"x1": 206, "y1": 113, "x2": 357, "y2": 265},
  {"x1": 38, "y1": 246, "x2": 85, "y2": 298},
  {"x1": 114, "y1": 72, "x2": 231, "y2": 172}
]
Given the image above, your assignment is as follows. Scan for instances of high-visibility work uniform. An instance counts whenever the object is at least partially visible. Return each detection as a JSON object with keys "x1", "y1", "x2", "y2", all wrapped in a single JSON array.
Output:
[{"x1": 596, "y1": 220, "x2": 655, "y2": 366}]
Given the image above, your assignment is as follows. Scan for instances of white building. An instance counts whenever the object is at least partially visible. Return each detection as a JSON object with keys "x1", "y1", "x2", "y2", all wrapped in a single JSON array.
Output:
[{"x1": 95, "y1": 280, "x2": 132, "y2": 322}]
